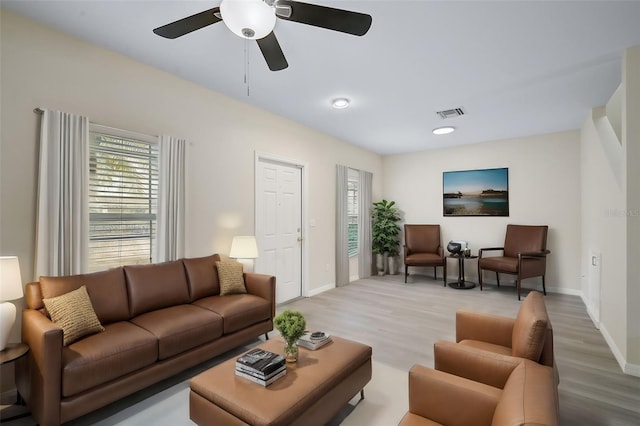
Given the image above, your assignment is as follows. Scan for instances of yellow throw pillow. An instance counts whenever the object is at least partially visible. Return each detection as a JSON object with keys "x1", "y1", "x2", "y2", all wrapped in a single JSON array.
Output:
[
  {"x1": 43, "y1": 285, "x2": 105, "y2": 346},
  {"x1": 216, "y1": 261, "x2": 247, "y2": 296}
]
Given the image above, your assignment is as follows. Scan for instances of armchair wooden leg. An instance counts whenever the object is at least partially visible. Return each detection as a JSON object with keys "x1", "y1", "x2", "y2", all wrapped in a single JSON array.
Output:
[
  {"x1": 434, "y1": 266, "x2": 437, "y2": 280},
  {"x1": 478, "y1": 267, "x2": 483, "y2": 291},
  {"x1": 496, "y1": 272, "x2": 500, "y2": 287},
  {"x1": 405, "y1": 265, "x2": 408, "y2": 283},
  {"x1": 542, "y1": 275, "x2": 547, "y2": 295}
]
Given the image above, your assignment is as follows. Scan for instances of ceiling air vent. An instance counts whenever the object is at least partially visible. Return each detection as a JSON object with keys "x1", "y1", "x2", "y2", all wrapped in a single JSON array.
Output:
[{"x1": 436, "y1": 107, "x2": 465, "y2": 119}]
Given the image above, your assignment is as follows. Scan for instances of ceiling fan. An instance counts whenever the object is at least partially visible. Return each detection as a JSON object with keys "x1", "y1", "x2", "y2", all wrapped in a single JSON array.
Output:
[{"x1": 153, "y1": 0, "x2": 372, "y2": 71}]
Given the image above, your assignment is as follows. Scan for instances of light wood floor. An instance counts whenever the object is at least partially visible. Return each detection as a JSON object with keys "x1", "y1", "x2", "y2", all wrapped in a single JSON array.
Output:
[{"x1": 278, "y1": 273, "x2": 640, "y2": 425}]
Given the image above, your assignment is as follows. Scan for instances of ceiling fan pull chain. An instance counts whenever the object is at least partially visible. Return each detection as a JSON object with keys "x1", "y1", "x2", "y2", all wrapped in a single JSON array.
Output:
[{"x1": 243, "y1": 37, "x2": 251, "y2": 97}]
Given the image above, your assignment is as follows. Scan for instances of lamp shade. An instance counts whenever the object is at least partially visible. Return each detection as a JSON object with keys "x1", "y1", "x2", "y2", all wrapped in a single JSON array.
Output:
[
  {"x1": 229, "y1": 236, "x2": 259, "y2": 259},
  {"x1": 0, "y1": 256, "x2": 23, "y2": 302},
  {"x1": 220, "y1": 0, "x2": 276, "y2": 39}
]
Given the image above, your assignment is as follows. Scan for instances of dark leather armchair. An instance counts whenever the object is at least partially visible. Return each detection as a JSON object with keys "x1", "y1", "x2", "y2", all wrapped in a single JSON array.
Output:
[
  {"x1": 403, "y1": 224, "x2": 446, "y2": 285},
  {"x1": 478, "y1": 224, "x2": 550, "y2": 300}
]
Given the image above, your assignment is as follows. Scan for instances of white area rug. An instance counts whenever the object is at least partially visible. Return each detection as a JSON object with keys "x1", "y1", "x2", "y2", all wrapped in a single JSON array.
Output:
[
  {"x1": 341, "y1": 361, "x2": 408, "y2": 426},
  {"x1": 93, "y1": 361, "x2": 407, "y2": 425},
  {"x1": 4, "y1": 359, "x2": 408, "y2": 425}
]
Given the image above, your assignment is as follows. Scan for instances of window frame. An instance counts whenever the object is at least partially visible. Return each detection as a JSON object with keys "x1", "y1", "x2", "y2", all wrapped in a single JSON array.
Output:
[
  {"x1": 88, "y1": 124, "x2": 159, "y2": 272},
  {"x1": 347, "y1": 169, "x2": 359, "y2": 257}
]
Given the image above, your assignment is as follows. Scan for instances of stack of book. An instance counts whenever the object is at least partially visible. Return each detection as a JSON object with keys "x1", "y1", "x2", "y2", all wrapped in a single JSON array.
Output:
[
  {"x1": 297, "y1": 331, "x2": 332, "y2": 350},
  {"x1": 235, "y1": 348, "x2": 286, "y2": 386}
]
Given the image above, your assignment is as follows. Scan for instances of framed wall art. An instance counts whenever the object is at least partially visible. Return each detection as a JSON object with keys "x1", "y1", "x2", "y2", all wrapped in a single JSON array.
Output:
[{"x1": 443, "y1": 167, "x2": 509, "y2": 216}]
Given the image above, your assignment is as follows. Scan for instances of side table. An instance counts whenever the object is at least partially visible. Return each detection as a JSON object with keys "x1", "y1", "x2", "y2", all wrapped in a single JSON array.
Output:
[
  {"x1": 0, "y1": 343, "x2": 30, "y2": 422},
  {"x1": 447, "y1": 254, "x2": 478, "y2": 290}
]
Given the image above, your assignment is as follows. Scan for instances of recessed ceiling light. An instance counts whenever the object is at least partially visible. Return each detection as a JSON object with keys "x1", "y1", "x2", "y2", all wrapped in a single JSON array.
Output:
[
  {"x1": 332, "y1": 98, "x2": 350, "y2": 109},
  {"x1": 432, "y1": 126, "x2": 455, "y2": 135}
]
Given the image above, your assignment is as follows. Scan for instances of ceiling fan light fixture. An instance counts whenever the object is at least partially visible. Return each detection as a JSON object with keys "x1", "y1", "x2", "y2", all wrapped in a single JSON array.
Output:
[
  {"x1": 220, "y1": 0, "x2": 276, "y2": 40},
  {"x1": 432, "y1": 126, "x2": 456, "y2": 135},
  {"x1": 332, "y1": 98, "x2": 350, "y2": 109}
]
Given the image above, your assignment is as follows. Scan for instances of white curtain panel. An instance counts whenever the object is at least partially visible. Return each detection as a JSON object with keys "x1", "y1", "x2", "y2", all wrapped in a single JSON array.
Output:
[
  {"x1": 35, "y1": 109, "x2": 89, "y2": 278},
  {"x1": 156, "y1": 135, "x2": 186, "y2": 262},
  {"x1": 335, "y1": 165, "x2": 349, "y2": 287},
  {"x1": 358, "y1": 170, "x2": 373, "y2": 279}
]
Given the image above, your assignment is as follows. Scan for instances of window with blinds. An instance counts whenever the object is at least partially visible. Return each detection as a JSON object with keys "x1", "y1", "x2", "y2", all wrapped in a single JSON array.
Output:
[
  {"x1": 88, "y1": 125, "x2": 158, "y2": 272},
  {"x1": 347, "y1": 173, "x2": 359, "y2": 257}
]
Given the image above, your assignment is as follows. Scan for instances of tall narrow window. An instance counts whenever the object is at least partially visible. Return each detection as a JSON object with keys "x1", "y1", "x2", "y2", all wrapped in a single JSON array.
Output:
[
  {"x1": 88, "y1": 125, "x2": 158, "y2": 272},
  {"x1": 347, "y1": 169, "x2": 359, "y2": 256}
]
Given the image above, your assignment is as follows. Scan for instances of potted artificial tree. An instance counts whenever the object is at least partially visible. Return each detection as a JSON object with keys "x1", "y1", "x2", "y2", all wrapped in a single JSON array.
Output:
[
  {"x1": 273, "y1": 309, "x2": 307, "y2": 362},
  {"x1": 371, "y1": 199, "x2": 401, "y2": 275}
]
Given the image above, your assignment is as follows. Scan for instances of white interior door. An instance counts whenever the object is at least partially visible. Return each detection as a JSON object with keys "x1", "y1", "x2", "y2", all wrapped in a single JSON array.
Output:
[{"x1": 255, "y1": 156, "x2": 303, "y2": 304}]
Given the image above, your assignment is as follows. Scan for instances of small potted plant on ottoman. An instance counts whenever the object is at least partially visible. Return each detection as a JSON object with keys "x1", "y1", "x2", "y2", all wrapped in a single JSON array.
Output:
[{"x1": 274, "y1": 310, "x2": 306, "y2": 362}]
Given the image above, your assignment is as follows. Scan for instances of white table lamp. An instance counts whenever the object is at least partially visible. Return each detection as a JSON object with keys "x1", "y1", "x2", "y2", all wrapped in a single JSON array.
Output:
[
  {"x1": 229, "y1": 236, "x2": 259, "y2": 272},
  {"x1": 1, "y1": 256, "x2": 24, "y2": 351}
]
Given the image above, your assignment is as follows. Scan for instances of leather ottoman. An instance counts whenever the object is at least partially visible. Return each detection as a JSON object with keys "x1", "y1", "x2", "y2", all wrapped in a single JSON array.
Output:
[{"x1": 189, "y1": 336, "x2": 372, "y2": 426}]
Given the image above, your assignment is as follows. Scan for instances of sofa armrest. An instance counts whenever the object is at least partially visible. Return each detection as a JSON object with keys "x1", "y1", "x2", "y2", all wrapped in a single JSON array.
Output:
[
  {"x1": 243, "y1": 272, "x2": 276, "y2": 318},
  {"x1": 17, "y1": 309, "x2": 63, "y2": 426},
  {"x1": 406, "y1": 364, "x2": 500, "y2": 426},
  {"x1": 434, "y1": 341, "x2": 522, "y2": 389},
  {"x1": 456, "y1": 309, "x2": 514, "y2": 347}
]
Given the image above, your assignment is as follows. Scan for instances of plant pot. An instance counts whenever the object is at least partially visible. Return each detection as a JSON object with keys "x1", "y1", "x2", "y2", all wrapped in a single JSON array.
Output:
[
  {"x1": 284, "y1": 342, "x2": 299, "y2": 363},
  {"x1": 376, "y1": 253, "x2": 385, "y2": 275},
  {"x1": 388, "y1": 256, "x2": 398, "y2": 275}
]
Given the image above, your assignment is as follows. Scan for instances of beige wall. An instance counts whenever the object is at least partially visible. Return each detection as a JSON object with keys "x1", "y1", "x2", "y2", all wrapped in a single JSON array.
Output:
[
  {"x1": 579, "y1": 45, "x2": 640, "y2": 376},
  {"x1": 383, "y1": 131, "x2": 582, "y2": 293},
  {"x1": 580, "y1": 111, "x2": 627, "y2": 358},
  {"x1": 0, "y1": 10, "x2": 382, "y2": 345},
  {"x1": 623, "y1": 46, "x2": 640, "y2": 368}
]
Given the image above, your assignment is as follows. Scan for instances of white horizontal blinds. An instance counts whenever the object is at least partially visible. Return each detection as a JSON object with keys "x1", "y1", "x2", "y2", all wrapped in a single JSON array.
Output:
[
  {"x1": 347, "y1": 170, "x2": 359, "y2": 256},
  {"x1": 88, "y1": 126, "x2": 159, "y2": 272}
]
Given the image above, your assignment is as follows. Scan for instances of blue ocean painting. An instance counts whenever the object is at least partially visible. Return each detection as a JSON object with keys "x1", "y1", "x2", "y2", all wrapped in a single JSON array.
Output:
[{"x1": 443, "y1": 168, "x2": 509, "y2": 216}]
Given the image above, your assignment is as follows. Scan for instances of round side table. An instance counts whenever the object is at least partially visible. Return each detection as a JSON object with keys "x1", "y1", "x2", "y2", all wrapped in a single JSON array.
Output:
[
  {"x1": 0, "y1": 342, "x2": 29, "y2": 365},
  {"x1": 447, "y1": 254, "x2": 478, "y2": 290},
  {"x1": 0, "y1": 343, "x2": 30, "y2": 422}
]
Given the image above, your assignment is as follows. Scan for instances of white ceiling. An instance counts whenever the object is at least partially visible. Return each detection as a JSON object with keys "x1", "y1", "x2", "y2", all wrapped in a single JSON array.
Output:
[{"x1": 3, "y1": 1, "x2": 640, "y2": 154}]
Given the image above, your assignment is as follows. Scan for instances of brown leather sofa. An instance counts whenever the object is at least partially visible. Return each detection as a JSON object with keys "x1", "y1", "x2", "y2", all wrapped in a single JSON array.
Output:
[
  {"x1": 16, "y1": 254, "x2": 275, "y2": 426},
  {"x1": 398, "y1": 341, "x2": 559, "y2": 426}
]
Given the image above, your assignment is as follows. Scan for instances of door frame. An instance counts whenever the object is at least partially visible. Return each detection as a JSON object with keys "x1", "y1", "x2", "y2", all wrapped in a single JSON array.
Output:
[{"x1": 254, "y1": 151, "x2": 308, "y2": 299}]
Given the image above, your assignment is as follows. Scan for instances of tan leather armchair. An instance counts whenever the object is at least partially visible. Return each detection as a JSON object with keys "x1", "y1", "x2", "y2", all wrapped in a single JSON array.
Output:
[
  {"x1": 398, "y1": 341, "x2": 559, "y2": 426},
  {"x1": 455, "y1": 291, "x2": 558, "y2": 384},
  {"x1": 403, "y1": 224, "x2": 446, "y2": 285},
  {"x1": 478, "y1": 224, "x2": 550, "y2": 299}
]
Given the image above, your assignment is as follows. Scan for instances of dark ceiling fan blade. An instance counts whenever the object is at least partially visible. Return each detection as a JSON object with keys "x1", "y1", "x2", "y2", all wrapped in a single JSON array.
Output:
[
  {"x1": 153, "y1": 7, "x2": 222, "y2": 39},
  {"x1": 256, "y1": 32, "x2": 289, "y2": 71},
  {"x1": 276, "y1": 1, "x2": 372, "y2": 36}
]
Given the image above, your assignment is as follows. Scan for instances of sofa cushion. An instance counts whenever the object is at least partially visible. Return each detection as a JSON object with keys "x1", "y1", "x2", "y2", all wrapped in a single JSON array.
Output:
[
  {"x1": 216, "y1": 261, "x2": 247, "y2": 296},
  {"x1": 62, "y1": 321, "x2": 158, "y2": 397},
  {"x1": 130, "y1": 304, "x2": 223, "y2": 360},
  {"x1": 492, "y1": 361, "x2": 558, "y2": 426},
  {"x1": 43, "y1": 285, "x2": 105, "y2": 346},
  {"x1": 125, "y1": 260, "x2": 190, "y2": 317},
  {"x1": 194, "y1": 294, "x2": 271, "y2": 334},
  {"x1": 511, "y1": 291, "x2": 549, "y2": 361},
  {"x1": 183, "y1": 254, "x2": 221, "y2": 300},
  {"x1": 40, "y1": 267, "x2": 129, "y2": 324}
]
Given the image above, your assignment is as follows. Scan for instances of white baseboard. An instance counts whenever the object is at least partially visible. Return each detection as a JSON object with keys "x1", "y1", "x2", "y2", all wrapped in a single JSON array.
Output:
[
  {"x1": 307, "y1": 283, "x2": 335, "y2": 297},
  {"x1": 599, "y1": 322, "x2": 640, "y2": 377},
  {"x1": 624, "y1": 361, "x2": 640, "y2": 377}
]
